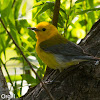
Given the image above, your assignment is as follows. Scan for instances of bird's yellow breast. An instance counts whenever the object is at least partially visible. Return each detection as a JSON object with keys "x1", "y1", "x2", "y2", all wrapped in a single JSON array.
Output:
[{"x1": 36, "y1": 43, "x2": 59, "y2": 69}]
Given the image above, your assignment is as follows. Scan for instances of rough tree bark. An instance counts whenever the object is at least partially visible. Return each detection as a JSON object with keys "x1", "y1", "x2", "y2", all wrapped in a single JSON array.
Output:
[
  {"x1": 0, "y1": 67, "x2": 9, "y2": 100},
  {"x1": 19, "y1": 19, "x2": 100, "y2": 100}
]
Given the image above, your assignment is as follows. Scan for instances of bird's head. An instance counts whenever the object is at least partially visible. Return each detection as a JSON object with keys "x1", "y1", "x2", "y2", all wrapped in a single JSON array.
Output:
[{"x1": 28, "y1": 22, "x2": 58, "y2": 42}]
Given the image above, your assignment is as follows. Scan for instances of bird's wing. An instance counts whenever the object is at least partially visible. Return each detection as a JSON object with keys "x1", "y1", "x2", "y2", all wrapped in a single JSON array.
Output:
[{"x1": 39, "y1": 35, "x2": 87, "y2": 57}]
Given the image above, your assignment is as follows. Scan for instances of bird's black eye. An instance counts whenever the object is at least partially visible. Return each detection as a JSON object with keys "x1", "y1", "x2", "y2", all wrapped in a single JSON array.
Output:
[{"x1": 42, "y1": 28, "x2": 46, "y2": 31}]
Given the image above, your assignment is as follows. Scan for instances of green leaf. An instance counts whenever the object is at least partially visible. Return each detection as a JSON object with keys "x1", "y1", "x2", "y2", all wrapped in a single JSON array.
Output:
[
  {"x1": 5, "y1": 75, "x2": 22, "y2": 82},
  {"x1": 6, "y1": 36, "x2": 11, "y2": 47},
  {"x1": 19, "y1": 19, "x2": 29, "y2": 27},
  {"x1": 14, "y1": 0, "x2": 22, "y2": 34},
  {"x1": 22, "y1": 2, "x2": 27, "y2": 16},
  {"x1": 75, "y1": 0, "x2": 85, "y2": 3},
  {"x1": 58, "y1": 13, "x2": 64, "y2": 28},
  {"x1": 36, "y1": 68, "x2": 43, "y2": 83},
  {"x1": 21, "y1": 74, "x2": 37, "y2": 86},
  {"x1": 33, "y1": 2, "x2": 54, "y2": 19},
  {"x1": 28, "y1": 30, "x2": 37, "y2": 41},
  {"x1": 0, "y1": 21, "x2": 6, "y2": 34},
  {"x1": 0, "y1": 34, "x2": 6, "y2": 59},
  {"x1": 35, "y1": 53, "x2": 44, "y2": 66},
  {"x1": 14, "y1": 0, "x2": 22, "y2": 19},
  {"x1": 1, "y1": 0, "x2": 12, "y2": 18},
  {"x1": 10, "y1": 57, "x2": 23, "y2": 61},
  {"x1": 32, "y1": 2, "x2": 45, "y2": 9},
  {"x1": 76, "y1": 8, "x2": 100, "y2": 15},
  {"x1": 88, "y1": 0, "x2": 94, "y2": 8},
  {"x1": 79, "y1": 20, "x2": 87, "y2": 26},
  {"x1": 8, "y1": 19, "x2": 21, "y2": 47},
  {"x1": 60, "y1": 8, "x2": 68, "y2": 20},
  {"x1": 88, "y1": 12, "x2": 95, "y2": 24},
  {"x1": 87, "y1": 0, "x2": 95, "y2": 24}
]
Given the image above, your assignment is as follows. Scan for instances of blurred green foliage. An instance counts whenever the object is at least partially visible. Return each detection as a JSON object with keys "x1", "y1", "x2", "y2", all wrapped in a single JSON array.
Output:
[{"x1": 0, "y1": 0, "x2": 100, "y2": 98}]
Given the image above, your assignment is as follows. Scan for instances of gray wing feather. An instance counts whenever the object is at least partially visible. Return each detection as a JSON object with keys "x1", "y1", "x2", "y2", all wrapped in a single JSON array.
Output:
[{"x1": 40, "y1": 41, "x2": 87, "y2": 56}]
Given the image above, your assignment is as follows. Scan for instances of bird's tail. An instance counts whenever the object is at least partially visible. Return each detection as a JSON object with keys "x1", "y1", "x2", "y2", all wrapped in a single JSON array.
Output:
[
  {"x1": 77, "y1": 56, "x2": 100, "y2": 65},
  {"x1": 76, "y1": 56, "x2": 100, "y2": 61}
]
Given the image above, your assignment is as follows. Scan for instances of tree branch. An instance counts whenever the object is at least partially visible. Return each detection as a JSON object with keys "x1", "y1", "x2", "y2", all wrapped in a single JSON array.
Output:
[
  {"x1": 0, "y1": 66, "x2": 9, "y2": 99},
  {"x1": 52, "y1": 0, "x2": 60, "y2": 27}
]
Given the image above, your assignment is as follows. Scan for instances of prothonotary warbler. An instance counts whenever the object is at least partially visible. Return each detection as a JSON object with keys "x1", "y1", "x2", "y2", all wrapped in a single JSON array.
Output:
[{"x1": 28, "y1": 22, "x2": 99, "y2": 72}]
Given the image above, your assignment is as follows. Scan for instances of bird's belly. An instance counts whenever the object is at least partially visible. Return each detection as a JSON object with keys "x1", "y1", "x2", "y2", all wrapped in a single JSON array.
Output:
[
  {"x1": 54, "y1": 54, "x2": 80, "y2": 71},
  {"x1": 36, "y1": 46, "x2": 59, "y2": 69}
]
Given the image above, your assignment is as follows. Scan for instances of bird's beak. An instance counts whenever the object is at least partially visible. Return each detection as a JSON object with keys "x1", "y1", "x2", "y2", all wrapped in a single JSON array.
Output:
[{"x1": 27, "y1": 27, "x2": 39, "y2": 31}]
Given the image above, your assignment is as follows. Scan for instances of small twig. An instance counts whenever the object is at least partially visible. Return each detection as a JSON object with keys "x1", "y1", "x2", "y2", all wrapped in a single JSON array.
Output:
[
  {"x1": 12, "y1": 0, "x2": 16, "y2": 8},
  {"x1": 0, "y1": 18, "x2": 55, "y2": 100},
  {"x1": 52, "y1": 0, "x2": 60, "y2": 27}
]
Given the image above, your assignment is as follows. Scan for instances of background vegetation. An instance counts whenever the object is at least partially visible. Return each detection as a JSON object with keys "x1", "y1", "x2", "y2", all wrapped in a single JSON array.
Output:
[{"x1": 0, "y1": 0, "x2": 100, "y2": 98}]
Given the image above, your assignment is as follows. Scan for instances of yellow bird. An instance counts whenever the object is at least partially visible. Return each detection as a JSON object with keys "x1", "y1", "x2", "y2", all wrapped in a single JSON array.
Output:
[{"x1": 28, "y1": 22, "x2": 99, "y2": 72}]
